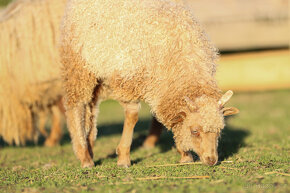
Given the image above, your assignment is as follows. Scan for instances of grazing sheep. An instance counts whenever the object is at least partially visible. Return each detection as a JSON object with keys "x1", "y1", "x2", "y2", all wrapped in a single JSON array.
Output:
[
  {"x1": 0, "y1": 0, "x2": 67, "y2": 146},
  {"x1": 60, "y1": 0, "x2": 239, "y2": 168}
]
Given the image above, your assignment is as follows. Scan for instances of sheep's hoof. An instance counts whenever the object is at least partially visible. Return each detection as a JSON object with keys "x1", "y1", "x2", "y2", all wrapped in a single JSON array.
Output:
[
  {"x1": 179, "y1": 153, "x2": 194, "y2": 163},
  {"x1": 81, "y1": 160, "x2": 95, "y2": 168},
  {"x1": 117, "y1": 159, "x2": 131, "y2": 168},
  {"x1": 117, "y1": 164, "x2": 130, "y2": 168}
]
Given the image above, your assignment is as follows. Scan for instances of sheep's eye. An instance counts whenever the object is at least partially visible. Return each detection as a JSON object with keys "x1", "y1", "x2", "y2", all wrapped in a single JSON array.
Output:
[{"x1": 191, "y1": 130, "x2": 200, "y2": 136}]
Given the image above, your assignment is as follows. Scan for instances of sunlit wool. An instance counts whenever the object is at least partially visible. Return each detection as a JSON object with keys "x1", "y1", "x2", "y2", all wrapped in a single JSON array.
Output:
[{"x1": 0, "y1": 0, "x2": 66, "y2": 145}]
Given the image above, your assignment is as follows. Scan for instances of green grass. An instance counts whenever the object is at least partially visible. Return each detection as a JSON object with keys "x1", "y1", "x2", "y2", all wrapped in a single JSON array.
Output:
[
  {"x1": 0, "y1": 0, "x2": 11, "y2": 7},
  {"x1": 0, "y1": 90, "x2": 289, "y2": 193}
]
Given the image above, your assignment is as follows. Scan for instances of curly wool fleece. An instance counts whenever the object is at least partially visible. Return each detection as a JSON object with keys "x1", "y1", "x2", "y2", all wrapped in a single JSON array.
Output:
[
  {"x1": 61, "y1": 0, "x2": 223, "y2": 135},
  {"x1": 61, "y1": 0, "x2": 218, "y2": 79}
]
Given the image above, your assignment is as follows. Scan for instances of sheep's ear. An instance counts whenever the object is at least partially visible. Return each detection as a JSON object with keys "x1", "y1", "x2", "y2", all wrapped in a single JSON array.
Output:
[
  {"x1": 184, "y1": 96, "x2": 197, "y2": 112},
  {"x1": 218, "y1": 90, "x2": 233, "y2": 108},
  {"x1": 222, "y1": 107, "x2": 239, "y2": 116},
  {"x1": 170, "y1": 112, "x2": 186, "y2": 127}
]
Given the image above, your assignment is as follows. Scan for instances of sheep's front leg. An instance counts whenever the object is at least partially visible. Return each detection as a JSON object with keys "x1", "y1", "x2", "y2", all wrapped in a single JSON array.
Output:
[
  {"x1": 177, "y1": 145, "x2": 193, "y2": 163},
  {"x1": 66, "y1": 104, "x2": 94, "y2": 168},
  {"x1": 116, "y1": 102, "x2": 140, "y2": 168},
  {"x1": 143, "y1": 117, "x2": 163, "y2": 149}
]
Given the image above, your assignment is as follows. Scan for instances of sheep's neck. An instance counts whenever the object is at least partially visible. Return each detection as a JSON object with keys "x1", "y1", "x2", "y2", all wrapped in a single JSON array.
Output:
[{"x1": 148, "y1": 75, "x2": 221, "y2": 129}]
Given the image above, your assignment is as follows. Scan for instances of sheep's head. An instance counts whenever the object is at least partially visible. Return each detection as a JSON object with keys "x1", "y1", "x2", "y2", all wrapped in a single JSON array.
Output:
[{"x1": 171, "y1": 90, "x2": 239, "y2": 166}]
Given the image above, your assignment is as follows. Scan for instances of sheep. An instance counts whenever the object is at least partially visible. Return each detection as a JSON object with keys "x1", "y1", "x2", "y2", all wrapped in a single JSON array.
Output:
[
  {"x1": 0, "y1": 0, "x2": 67, "y2": 146},
  {"x1": 60, "y1": 0, "x2": 239, "y2": 168}
]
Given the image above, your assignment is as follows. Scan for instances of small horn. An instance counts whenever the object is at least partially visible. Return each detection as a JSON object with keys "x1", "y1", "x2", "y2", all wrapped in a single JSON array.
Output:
[
  {"x1": 184, "y1": 96, "x2": 197, "y2": 112},
  {"x1": 218, "y1": 90, "x2": 233, "y2": 107}
]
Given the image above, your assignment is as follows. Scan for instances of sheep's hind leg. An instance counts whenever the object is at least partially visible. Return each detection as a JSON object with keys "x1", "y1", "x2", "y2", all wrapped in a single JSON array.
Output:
[
  {"x1": 116, "y1": 102, "x2": 140, "y2": 168},
  {"x1": 38, "y1": 111, "x2": 48, "y2": 138},
  {"x1": 45, "y1": 106, "x2": 63, "y2": 147},
  {"x1": 66, "y1": 103, "x2": 94, "y2": 168},
  {"x1": 143, "y1": 117, "x2": 163, "y2": 149},
  {"x1": 61, "y1": 42, "x2": 99, "y2": 167},
  {"x1": 84, "y1": 92, "x2": 99, "y2": 160}
]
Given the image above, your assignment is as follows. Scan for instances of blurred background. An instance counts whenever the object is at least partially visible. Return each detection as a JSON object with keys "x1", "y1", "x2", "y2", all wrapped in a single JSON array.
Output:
[{"x1": 181, "y1": 0, "x2": 290, "y2": 91}]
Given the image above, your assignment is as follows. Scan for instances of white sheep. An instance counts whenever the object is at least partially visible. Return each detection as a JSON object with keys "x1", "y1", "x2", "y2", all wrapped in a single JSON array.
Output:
[{"x1": 60, "y1": 0, "x2": 239, "y2": 168}]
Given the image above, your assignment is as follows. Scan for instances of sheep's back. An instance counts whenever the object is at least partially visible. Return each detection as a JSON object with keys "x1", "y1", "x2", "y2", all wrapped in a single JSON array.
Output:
[{"x1": 62, "y1": 0, "x2": 218, "y2": 79}]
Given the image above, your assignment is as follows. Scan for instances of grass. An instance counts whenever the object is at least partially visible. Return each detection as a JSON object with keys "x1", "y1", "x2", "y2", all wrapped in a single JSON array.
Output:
[
  {"x1": 0, "y1": 90, "x2": 289, "y2": 193},
  {"x1": 0, "y1": 0, "x2": 10, "y2": 7}
]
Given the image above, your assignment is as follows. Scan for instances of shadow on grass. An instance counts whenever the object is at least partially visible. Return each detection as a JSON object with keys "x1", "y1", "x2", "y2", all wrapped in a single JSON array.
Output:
[
  {"x1": 218, "y1": 126, "x2": 250, "y2": 161},
  {"x1": 92, "y1": 120, "x2": 249, "y2": 165},
  {"x1": 0, "y1": 117, "x2": 249, "y2": 163},
  {"x1": 0, "y1": 119, "x2": 153, "y2": 147},
  {"x1": 59, "y1": 119, "x2": 153, "y2": 145}
]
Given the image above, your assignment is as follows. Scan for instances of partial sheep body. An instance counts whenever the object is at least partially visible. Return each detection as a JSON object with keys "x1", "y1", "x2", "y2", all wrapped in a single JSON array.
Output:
[
  {"x1": 0, "y1": 0, "x2": 66, "y2": 145},
  {"x1": 62, "y1": 0, "x2": 217, "y2": 79},
  {"x1": 62, "y1": 0, "x2": 219, "y2": 124},
  {"x1": 61, "y1": 0, "x2": 238, "y2": 168}
]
